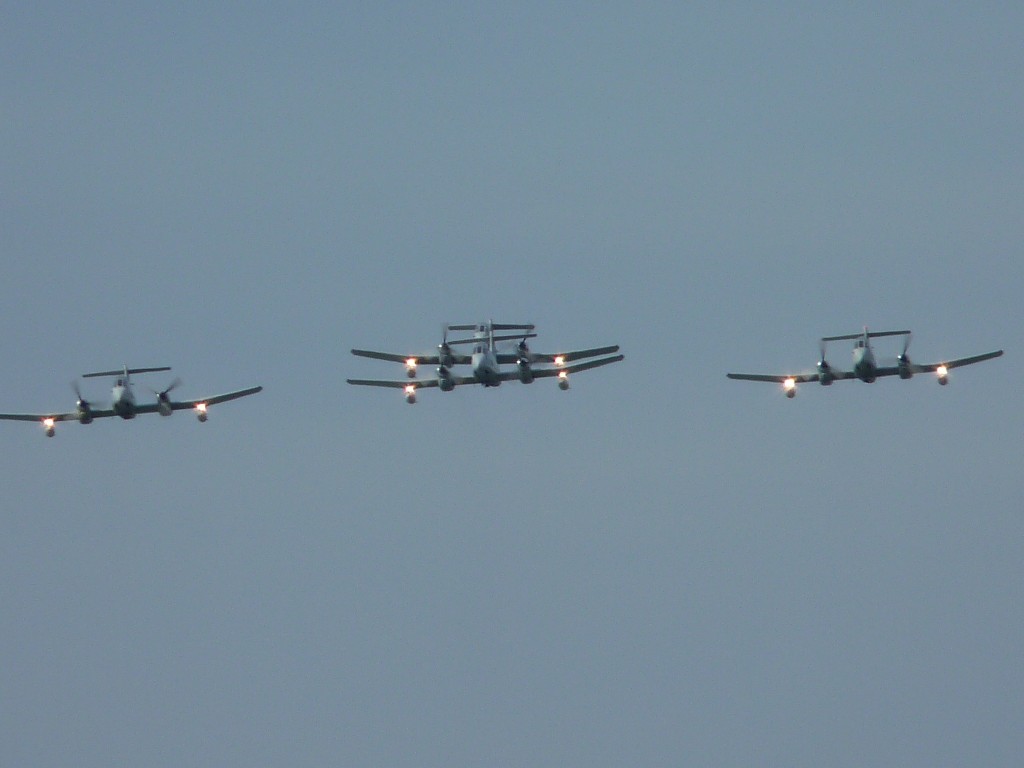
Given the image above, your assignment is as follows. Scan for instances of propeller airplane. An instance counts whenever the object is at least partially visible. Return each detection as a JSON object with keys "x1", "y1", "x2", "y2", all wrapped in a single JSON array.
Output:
[
  {"x1": 727, "y1": 328, "x2": 1003, "y2": 398},
  {"x1": 348, "y1": 321, "x2": 623, "y2": 403},
  {"x1": 0, "y1": 365, "x2": 263, "y2": 436}
]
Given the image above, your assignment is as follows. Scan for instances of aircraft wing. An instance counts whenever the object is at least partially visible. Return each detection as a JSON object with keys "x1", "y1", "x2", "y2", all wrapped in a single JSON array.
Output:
[
  {"x1": 352, "y1": 349, "x2": 438, "y2": 364},
  {"x1": 868, "y1": 349, "x2": 1003, "y2": 379},
  {"x1": 347, "y1": 377, "x2": 439, "y2": 389},
  {"x1": 349, "y1": 357, "x2": 622, "y2": 391},
  {"x1": 726, "y1": 372, "x2": 823, "y2": 383},
  {"x1": 871, "y1": 367, "x2": 902, "y2": 378},
  {"x1": 496, "y1": 344, "x2": 620, "y2": 365},
  {"x1": 346, "y1": 374, "x2": 478, "y2": 389},
  {"x1": 351, "y1": 349, "x2": 473, "y2": 366},
  {"x1": 0, "y1": 409, "x2": 116, "y2": 423},
  {"x1": 511, "y1": 354, "x2": 625, "y2": 380},
  {"x1": 913, "y1": 349, "x2": 1004, "y2": 373},
  {"x1": 132, "y1": 385, "x2": 264, "y2": 414}
]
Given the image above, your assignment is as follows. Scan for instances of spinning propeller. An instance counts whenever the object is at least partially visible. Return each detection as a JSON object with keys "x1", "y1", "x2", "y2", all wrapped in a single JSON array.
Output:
[
  {"x1": 516, "y1": 332, "x2": 532, "y2": 363},
  {"x1": 150, "y1": 378, "x2": 182, "y2": 404},
  {"x1": 816, "y1": 339, "x2": 835, "y2": 384},
  {"x1": 72, "y1": 381, "x2": 90, "y2": 410},
  {"x1": 816, "y1": 339, "x2": 832, "y2": 371},
  {"x1": 897, "y1": 332, "x2": 912, "y2": 364},
  {"x1": 437, "y1": 324, "x2": 455, "y2": 368}
]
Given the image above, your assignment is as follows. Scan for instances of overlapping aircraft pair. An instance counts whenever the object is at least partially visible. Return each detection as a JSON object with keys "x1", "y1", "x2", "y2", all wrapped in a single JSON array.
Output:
[{"x1": 347, "y1": 321, "x2": 624, "y2": 404}]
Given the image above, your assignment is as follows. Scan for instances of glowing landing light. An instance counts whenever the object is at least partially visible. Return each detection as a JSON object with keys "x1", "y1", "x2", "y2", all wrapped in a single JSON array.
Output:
[
  {"x1": 936, "y1": 364, "x2": 949, "y2": 385},
  {"x1": 404, "y1": 383, "x2": 417, "y2": 404},
  {"x1": 405, "y1": 358, "x2": 418, "y2": 377},
  {"x1": 557, "y1": 369, "x2": 569, "y2": 390},
  {"x1": 783, "y1": 377, "x2": 797, "y2": 398},
  {"x1": 195, "y1": 402, "x2": 209, "y2": 422},
  {"x1": 43, "y1": 417, "x2": 56, "y2": 436},
  {"x1": 554, "y1": 355, "x2": 565, "y2": 367}
]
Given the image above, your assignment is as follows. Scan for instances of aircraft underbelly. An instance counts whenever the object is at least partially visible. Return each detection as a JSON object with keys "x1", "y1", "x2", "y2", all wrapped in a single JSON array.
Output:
[
  {"x1": 114, "y1": 400, "x2": 136, "y2": 419},
  {"x1": 475, "y1": 366, "x2": 501, "y2": 387},
  {"x1": 855, "y1": 363, "x2": 876, "y2": 383}
]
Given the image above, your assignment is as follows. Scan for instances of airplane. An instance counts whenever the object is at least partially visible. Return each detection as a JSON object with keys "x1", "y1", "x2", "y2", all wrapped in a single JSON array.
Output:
[
  {"x1": 727, "y1": 328, "x2": 1003, "y2": 398},
  {"x1": 0, "y1": 365, "x2": 263, "y2": 436},
  {"x1": 348, "y1": 321, "x2": 624, "y2": 403}
]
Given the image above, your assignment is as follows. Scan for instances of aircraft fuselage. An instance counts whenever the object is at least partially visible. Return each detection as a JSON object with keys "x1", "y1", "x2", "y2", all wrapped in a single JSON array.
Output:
[
  {"x1": 111, "y1": 379, "x2": 137, "y2": 418},
  {"x1": 471, "y1": 346, "x2": 502, "y2": 386},
  {"x1": 852, "y1": 341, "x2": 878, "y2": 383}
]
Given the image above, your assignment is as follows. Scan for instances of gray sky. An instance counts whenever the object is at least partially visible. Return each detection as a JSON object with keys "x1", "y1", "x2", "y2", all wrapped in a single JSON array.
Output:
[{"x1": 2, "y1": 4, "x2": 1021, "y2": 766}]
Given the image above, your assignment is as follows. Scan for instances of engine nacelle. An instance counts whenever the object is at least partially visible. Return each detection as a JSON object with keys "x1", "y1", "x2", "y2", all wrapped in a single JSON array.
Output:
[
  {"x1": 438, "y1": 343, "x2": 455, "y2": 369},
  {"x1": 898, "y1": 356, "x2": 913, "y2": 380},
  {"x1": 437, "y1": 366, "x2": 455, "y2": 392},
  {"x1": 518, "y1": 359, "x2": 534, "y2": 384},
  {"x1": 77, "y1": 403, "x2": 94, "y2": 424},
  {"x1": 817, "y1": 362, "x2": 834, "y2": 385},
  {"x1": 157, "y1": 396, "x2": 173, "y2": 417}
]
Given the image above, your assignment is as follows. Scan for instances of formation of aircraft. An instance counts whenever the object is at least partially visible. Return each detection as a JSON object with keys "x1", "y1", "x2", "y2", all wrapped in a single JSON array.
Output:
[
  {"x1": 727, "y1": 328, "x2": 1003, "y2": 398},
  {"x1": 0, "y1": 323, "x2": 1006, "y2": 434},
  {"x1": 0, "y1": 365, "x2": 263, "y2": 437},
  {"x1": 348, "y1": 321, "x2": 624, "y2": 403}
]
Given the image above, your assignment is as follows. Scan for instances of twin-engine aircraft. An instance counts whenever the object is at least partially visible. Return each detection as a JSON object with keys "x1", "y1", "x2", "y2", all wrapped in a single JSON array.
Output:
[
  {"x1": 727, "y1": 328, "x2": 1003, "y2": 398},
  {"x1": 0, "y1": 365, "x2": 262, "y2": 436},
  {"x1": 348, "y1": 321, "x2": 623, "y2": 403}
]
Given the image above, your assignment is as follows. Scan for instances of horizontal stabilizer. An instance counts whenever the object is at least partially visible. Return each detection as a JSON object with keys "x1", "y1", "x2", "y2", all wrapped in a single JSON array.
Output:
[
  {"x1": 82, "y1": 366, "x2": 172, "y2": 378},
  {"x1": 822, "y1": 330, "x2": 910, "y2": 342},
  {"x1": 446, "y1": 323, "x2": 535, "y2": 331},
  {"x1": 448, "y1": 332, "x2": 537, "y2": 345},
  {"x1": 490, "y1": 323, "x2": 536, "y2": 331}
]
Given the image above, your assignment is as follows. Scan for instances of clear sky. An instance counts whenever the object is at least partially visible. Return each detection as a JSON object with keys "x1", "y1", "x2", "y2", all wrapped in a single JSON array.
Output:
[{"x1": 2, "y1": 4, "x2": 1021, "y2": 766}]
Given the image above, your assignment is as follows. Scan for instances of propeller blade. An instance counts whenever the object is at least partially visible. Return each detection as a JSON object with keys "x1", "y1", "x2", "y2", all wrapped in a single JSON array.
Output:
[
  {"x1": 71, "y1": 381, "x2": 87, "y2": 404},
  {"x1": 818, "y1": 339, "x2": 827, "y2": 363},
  {"x1": 901, "y1": 332, "x2": 912, "y2": 358},
  {"x1": 150, "y1": 378, "x2": 182, "y2": 398}
]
